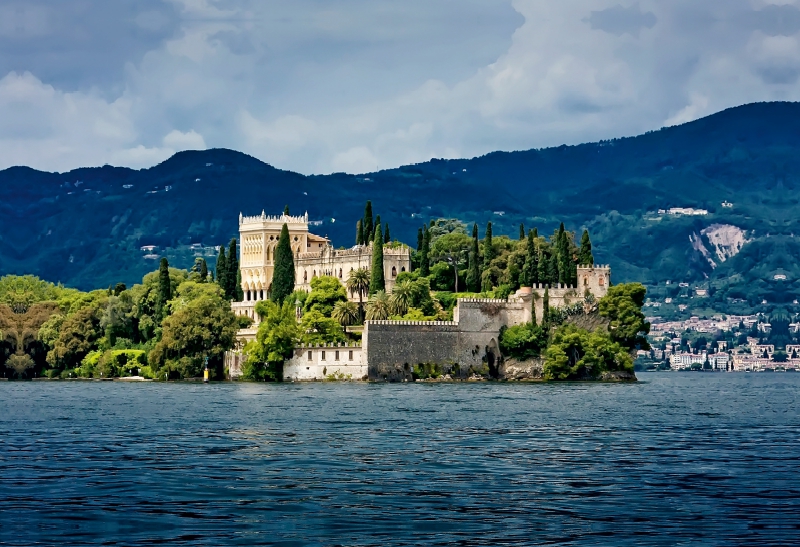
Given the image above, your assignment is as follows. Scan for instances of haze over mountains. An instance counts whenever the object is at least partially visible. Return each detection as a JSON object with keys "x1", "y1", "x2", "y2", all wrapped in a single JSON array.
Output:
[{"x1": 2, "y1": 101, "x2": 800, "y2": 312}]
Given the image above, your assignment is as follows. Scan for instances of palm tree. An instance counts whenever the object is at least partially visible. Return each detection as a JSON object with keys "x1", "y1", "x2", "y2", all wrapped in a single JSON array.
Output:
[
  {"x1": 365, "y1": 291, "x2": 390, "y2": 321},
  {"x1": 332, "y1": 300, "x2": 360, "y2": 326},
  {"x1": 346, "y1": 267, "x2": 370, "y2": 319},
  {"x1": 389, "y1": 279, "x2": 414, "y2": 316}
]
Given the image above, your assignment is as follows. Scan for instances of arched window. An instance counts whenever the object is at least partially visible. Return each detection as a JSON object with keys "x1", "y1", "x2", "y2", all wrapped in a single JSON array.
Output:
[
  {"x1": 313, "y1": 270, "x2": 317, "y2": 278},
  {"x1": 303, "y1": 271, "x2": 308, "y2": 282},
  {"x1": 584, "y1": 278, "x2": 588, "y2": 286},
  {"x1": 391, "y1": 266, "x2": 397, "y2": 277},
  {"x1": 401, "y1": 266, "x2": 406, "y2": 272},
  {"x1": 339, "y1": 269, "x2": 343, "y2": 278},
  {"x1": 247, "y1": 290, "x2": 251, "y2": 301},
  {"x1": 599, "y1": 277, "x2": 605, "y2": 287}
]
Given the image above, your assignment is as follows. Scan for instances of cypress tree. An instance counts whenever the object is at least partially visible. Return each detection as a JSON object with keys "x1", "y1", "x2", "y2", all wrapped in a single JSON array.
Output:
[
  {"x1": 520, "y1": 229, "x2": 537, "y2": 287},
  {"x1": 417, "y1": 228, "x2": 424, "y2": 251},
  {"x1": 364, "y1": 201, "x2": 374, "y2": 243},
  {"x1": 483, "y1": 222, "x2": 494, "y2": 269},
  {"x1": 370, "y1": 223, "x2": 385, "y2": 295},
  {"x1": 384, "y1": 223, "x2": 391, "y2": 244},
  {"x1": 579, "y1": 229, "x2": 594, "y2": 265},
  {"x1": 547, "y1": 252, "x2": 559, "y2": 286},
  {"x1": 235, "y1": 269, "x2": 244, "y2": 302},
  {"x1": 542, "y1": 286, "x2": 550, "y2": 326},
  {"x1": 227, "y1": 238, "x2": 239, "y2": 300},
  {"x1": 519, "y1": 223, "x2": 525, "y2": 241},
  {"x1": 420, "y1": 226, "x2": 431, "y2": 277},
  {"x1": 199, "y1": 258, "x2": 208, "y2": 283},
  {"x1": 375, "y1": 215, "x2": 381, "y2": 236},
  {"x1": 271, "y1": 223, "x2": 295, "y2": 304},
  {"x1": 466, "y1": 223, "x2": 480, "y2": 292},
  {"x1": 283, "y1": 204, "x2": 290, "y2": 216},
  {"x1": 356, "y1": 220, "x2": 364, "y2": 246},
  {"x1": 216, "y1": 246, "x2": 228, "y2": 294},
  {"x1": 538, "y1": 247, "x2": 548, "y2": 286},
  {"x1": 157, "y1": 257, "x2": 171, "y2": 317}
]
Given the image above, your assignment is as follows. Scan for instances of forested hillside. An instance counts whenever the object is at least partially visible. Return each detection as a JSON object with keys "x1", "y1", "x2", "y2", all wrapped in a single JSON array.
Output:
[{"x1": 2, "y1": 101, "x2": 800, "y2": 314}]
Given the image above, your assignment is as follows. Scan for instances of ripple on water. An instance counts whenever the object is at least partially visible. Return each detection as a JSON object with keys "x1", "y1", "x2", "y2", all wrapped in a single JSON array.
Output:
[{"x1": 0, "y1": 373, "x2": 798, "y2": 546}]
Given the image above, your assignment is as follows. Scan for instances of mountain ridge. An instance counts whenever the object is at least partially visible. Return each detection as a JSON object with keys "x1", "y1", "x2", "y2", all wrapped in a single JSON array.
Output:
[{"x1": 2, "y1": 101, "x2": 800, "y2": 316}]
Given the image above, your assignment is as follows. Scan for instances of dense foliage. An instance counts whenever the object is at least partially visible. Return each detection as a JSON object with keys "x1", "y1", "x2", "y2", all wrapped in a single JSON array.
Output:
[{"x1": 0, "y1": 268, "x2": 237, "y2": 380}]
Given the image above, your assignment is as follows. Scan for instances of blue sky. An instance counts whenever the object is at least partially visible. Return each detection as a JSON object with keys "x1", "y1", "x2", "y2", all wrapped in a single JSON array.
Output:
[{"x1": 2, "y1": 0, "x2": 800, "y2": 174}]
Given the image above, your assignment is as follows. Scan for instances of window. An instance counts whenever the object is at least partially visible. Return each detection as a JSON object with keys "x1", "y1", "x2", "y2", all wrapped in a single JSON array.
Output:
[
  {"x1": 321, "y1": 351, "x2": 326, "y2": 361},
  {"x1": 599, "y1": 277, "x2": 605, "y2": 286},
  {"x1": 339, "y1": 269, "x2": 343, "y2": 278},
  {"x1": 349, "y1": 350, "x2": 353, "y2": 360},
  {"x1": 304, "y1": 271, "x2": 307, "y2": 282},
  {"x1": 401, "y1": 267, "x2": 406, "y2": 272},
  {"x1": 307, "y1": 351, "x2": 312, "y2": 361},
  {"x1": 584, "y1": 278, "x2": 588, "y2": 286},
  {"x1": 391, "y1": 266, "x2": 397, "y2": 277},
  {"x1": 335, "y1": 351, "x2": 340, "y2": 361}
]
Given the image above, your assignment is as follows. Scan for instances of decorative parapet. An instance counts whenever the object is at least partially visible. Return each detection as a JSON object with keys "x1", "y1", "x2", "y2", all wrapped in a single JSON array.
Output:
[
  {"x1": 529, "y1": 284, "x2": 577, "y2": 290},
  {"x1": 456, "y1": 298, "x2": 509, "y2": 304},
  {"x1": 577, "y1": 264, "x2": 610, "y2": 270},
  {"x1": 366, "y1": 320, "x2": 458, "y2": 326},
  {"x1": 296, "y1": 243, "x2": 410, "y2": 261},
  {"x1": 239, "y1": 211, "x2": 310, "y2": 226},
  {"x1": 294, "y1": 341, "x2": 363, "y2": 349}
]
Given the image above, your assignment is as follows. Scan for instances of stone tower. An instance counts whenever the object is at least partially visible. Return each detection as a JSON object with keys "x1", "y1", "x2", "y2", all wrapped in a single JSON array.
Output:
[{"x1": 577, "y1": 265, "x2": 611, "y2": 299}]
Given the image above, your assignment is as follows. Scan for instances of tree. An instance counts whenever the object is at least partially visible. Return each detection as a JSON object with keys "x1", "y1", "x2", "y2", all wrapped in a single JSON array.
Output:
[
  {"x1": 149, "y1": 283, "x2": 237, "y2": 379},
  {"x1": 597, "y1": 283, "x2": 651, "y2": 351},
  {"x1": 417, "y1": 228, "x2": 424, "y2": 252},
  {"x1": 370, "y1": 224, "x2": 385, "y2": 294},
  {"x1": 389, "y1": 280, "x2": 415, "y2": 316},
  {"x1": 235, "y1": 269, "x2": 244, "y2": 302},
  {"x1": 242, "y1": 300, "x2": 299, "y2": 381},
  {"x1": 346, "y1": 268, "x2": 371, "y2": 319},
  {"x1": 299, "y1": 310, "x2": 347, "y2": 345},
  {"x1": 483, "y1": 222, "x2": 494, "y2": 269},
  {"x1": 271, "y1": 223, "x2": 295, "y2": 305},
  {"x1": 283, "y1": 204, "x2": 290, "y2": 216},
  {"x1": 216, "y1": 246, "x2": 228, "y2": 295},
  {"x1": 304, "y1": 275, "x2": 347, "y2": 317},
  {"x1": 227, "y1": 239, "x2": 241, "y2": 300},
  {"x1": 384, "y1": 223, "x2": 391, "y2": 243},
  {"x1": 579, "y1": 229, "x2": 594, "y2": 265},
  {"x1": 364, "y1": 201, "x2": 374, "y2": 243},
  {"x1": 420, "y1": 226, "x2": 431, "y2": 277},
  {"x1": 332, "y1": 301, "x2": 360, "y2": 326},
  {"x1": 197, "y1": 258, "x2": 208, "y2": 282},
  {"x1": 520, "y1": 229, "x2": 537, "y2": 287},
  {"x1": 542, "y1": 286, "x2": 550, "y2": 326},
  {"x1": 466, "y1": 223, "x2": 480, "y2": 292},
  {"x1": 356, "y1": 220, "x2": 364, "y2": 246},
  {"x1": 157, "y1": 258, "x2": 171, "y2": 317},
  {"x1": 366, "y1": 290, "x2": 390, "y2": 320},
  {"x1": 519, "y1": 223, "x2": 526, "y2": 241},
  {"x1": 544, "y1": 324, "x2": 633, "y2": 380},
  {"x1": 47, "y1": 304, "x2": 104, "y2": 370}
]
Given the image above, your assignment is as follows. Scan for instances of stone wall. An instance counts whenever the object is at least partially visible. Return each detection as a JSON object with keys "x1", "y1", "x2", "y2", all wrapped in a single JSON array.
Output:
[{"x1": 284, "y1": 344, "x2": 366, "y2": 381}]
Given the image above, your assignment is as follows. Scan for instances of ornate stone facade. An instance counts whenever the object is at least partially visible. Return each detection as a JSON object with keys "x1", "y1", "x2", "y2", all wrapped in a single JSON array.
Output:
[{"x1": 231, "y1": 210, "x2": 412, "y2": 336}]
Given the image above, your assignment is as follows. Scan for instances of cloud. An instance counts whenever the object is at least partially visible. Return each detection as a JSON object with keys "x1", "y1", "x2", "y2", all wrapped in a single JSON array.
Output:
[
  {"x1": 4, "y1": 0, "x2": 800, "y2": 175},
  {"x1": 588, "y1": 4, "x2": 657, "y2": 36},
  {"x1": 163, "y1": 129, "x2": 206, "y2": 150}
]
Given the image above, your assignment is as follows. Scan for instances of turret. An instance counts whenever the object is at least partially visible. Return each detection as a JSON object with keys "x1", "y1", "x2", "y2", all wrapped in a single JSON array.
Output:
[{"x1": 577, "y1": 265, "x2": 611, "y2": 299}]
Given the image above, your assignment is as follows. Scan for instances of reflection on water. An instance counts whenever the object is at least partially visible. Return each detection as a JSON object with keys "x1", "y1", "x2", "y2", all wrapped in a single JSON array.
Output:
[{"x1": 1, "y1": 374, "x2": 797, "y2": 546}]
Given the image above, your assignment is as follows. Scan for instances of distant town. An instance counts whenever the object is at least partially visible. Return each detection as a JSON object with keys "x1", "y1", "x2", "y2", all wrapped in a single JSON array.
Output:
[{"x1": 645, "y1": 314, "x2": 799, "y2": 372}]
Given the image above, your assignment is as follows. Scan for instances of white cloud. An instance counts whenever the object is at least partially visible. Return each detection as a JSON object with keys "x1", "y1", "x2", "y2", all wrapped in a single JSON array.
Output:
[
  {"x1": 4, "y1": 0, "x2": 800, "y2": 174},
  {"x1": 163, "y1": 129, "x2": 206, "y2": 150}
]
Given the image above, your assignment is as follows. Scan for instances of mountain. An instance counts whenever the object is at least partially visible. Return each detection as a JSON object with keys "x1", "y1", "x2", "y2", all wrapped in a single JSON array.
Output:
[{"x1": 2, "y1": 101, "x2": 800, "y2": 314}]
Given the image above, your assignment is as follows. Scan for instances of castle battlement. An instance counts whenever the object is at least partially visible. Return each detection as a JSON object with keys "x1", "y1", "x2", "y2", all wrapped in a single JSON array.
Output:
[
  {"x1": 297, "y1": 342, "x2": 363, "y2": 349},
  {"x1": 456, "y1": 298, "x2": 509, "y2": 304},
  {"x1": 577, "y1": 264, "x2": 610, "y2": 270},
  {"x1": 239, "y1": 211, "x2": 310, "y2": 226},
  {"x1": 366, "y1": 320, "x2": 458, "y2": 326}
]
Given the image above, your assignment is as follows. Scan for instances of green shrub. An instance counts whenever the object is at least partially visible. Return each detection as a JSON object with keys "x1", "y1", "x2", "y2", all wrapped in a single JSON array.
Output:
[
  {"x1": 412, "y1": 363, "x2": 442, "y2": 380},
  {"x1": 499, "y1": 323, "x2": 548, "y2": 360}
]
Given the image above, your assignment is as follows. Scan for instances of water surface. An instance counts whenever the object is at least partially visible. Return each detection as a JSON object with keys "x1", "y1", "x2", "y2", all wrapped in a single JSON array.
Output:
[{"x1": 1, "y1": 373, "x2": 797, "y2": 546}]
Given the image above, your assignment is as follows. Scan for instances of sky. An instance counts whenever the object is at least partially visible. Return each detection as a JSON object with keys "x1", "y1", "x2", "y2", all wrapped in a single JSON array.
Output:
[{"x1": 3, "y1": 0, "x2": 800, "y2": 175}]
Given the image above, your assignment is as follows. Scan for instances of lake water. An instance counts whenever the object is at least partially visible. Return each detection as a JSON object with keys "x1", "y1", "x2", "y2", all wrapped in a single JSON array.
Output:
[{"x1": 1, "y1": 373, "x2": 797, "y2": 546}]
